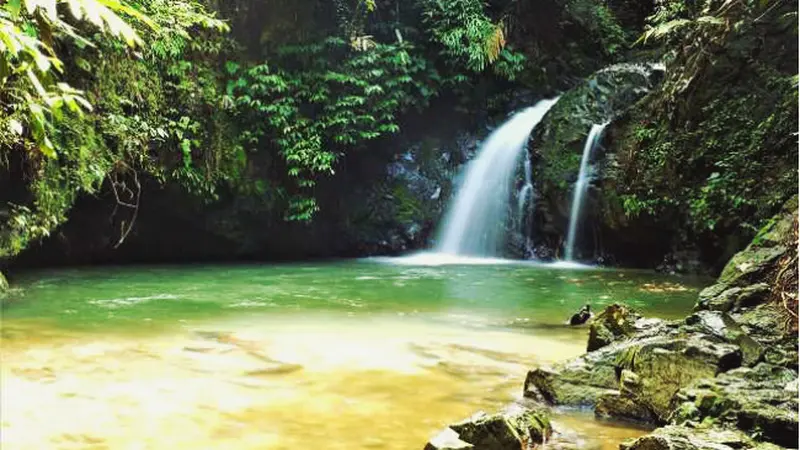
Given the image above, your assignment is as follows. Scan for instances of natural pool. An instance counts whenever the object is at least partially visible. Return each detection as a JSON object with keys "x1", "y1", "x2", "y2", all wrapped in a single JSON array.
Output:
[{"x1": 1, "y1": 258, "x2": 709, "y2": 449}]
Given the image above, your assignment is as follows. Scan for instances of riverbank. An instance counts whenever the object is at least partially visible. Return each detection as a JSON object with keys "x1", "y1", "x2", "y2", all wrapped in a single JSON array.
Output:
[{"x1": 426, "y1": 199, "x2": 798, "y2": 449}]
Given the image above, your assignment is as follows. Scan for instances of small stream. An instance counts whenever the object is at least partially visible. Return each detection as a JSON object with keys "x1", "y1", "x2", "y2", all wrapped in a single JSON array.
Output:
[{"x1": 1, "y1": 260, "x2": 709, "y2": 449}]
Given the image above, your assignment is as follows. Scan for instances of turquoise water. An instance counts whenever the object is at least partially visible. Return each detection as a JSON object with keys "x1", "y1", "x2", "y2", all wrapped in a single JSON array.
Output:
[
  {"x1": 4, "y1": 259, "x2": 707, "y2": 331},
  {"x1": 1, "y1": 259, "x2": 709, "y2": 450}
]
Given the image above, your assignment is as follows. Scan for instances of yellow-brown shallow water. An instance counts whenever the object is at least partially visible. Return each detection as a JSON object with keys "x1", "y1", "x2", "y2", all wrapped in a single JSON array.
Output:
[{"x1": 1, "y1": 260, "x2": 707, "y2": 449}]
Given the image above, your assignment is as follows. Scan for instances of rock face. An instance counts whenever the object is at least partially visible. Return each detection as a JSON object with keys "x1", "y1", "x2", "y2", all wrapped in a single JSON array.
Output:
[
  {"x1": 527, "y1": 63, "x2": 666, "y2": 262},
  {"x1": 424, "y1": 404, "x2": 552, "y2": 450}
]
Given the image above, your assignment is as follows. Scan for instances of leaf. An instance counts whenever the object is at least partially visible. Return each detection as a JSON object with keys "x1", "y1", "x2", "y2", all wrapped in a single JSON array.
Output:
[{"x1": 9, "y1": 119, "x2": 23, "y2": 135}]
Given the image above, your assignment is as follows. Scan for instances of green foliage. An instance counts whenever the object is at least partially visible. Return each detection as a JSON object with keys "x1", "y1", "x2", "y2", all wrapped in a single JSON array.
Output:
[
  {"x1": 612, "y1": 0, "x2": 798, "y2": 242},
  {"x1": 1, "y1": 0, "x2": 232, "y2": 257},
  {"x1": 418, "y1": 0, "x2": 525, "y2": 80},
  {"x1": 228, "y1": 37, "x2": 439, "y2": 220}
]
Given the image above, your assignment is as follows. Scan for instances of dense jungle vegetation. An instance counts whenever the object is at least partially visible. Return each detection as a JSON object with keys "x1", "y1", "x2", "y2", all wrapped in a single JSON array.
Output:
[{"x1": 0, "y1": 0, "x2": 796, "y2": 270}]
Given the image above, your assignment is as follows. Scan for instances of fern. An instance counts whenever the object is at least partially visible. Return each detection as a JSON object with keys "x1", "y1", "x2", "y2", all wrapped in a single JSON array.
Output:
[{"x1": 418, "y1": 0, "x2": 524, "y2": 80}]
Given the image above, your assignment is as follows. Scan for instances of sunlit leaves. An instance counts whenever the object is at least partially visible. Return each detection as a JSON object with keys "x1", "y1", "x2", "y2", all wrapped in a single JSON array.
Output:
[
  {"x1": 229, "y1": 38, "x2": 438, "y2": 221},
  {"x1": 419, "y1": 0, "x2": 523, "y2": 79}
]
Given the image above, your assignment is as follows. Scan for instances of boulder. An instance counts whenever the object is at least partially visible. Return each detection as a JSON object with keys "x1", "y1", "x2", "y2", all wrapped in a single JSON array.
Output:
[
  {"x1": 587, "y1": 304, "x2": 640, "y2": 351},
  {"x1": 619, "y1": 425, "x2": 784, "y2": 450},
  {"x1": 670, "y1": 363, "x2": 798, "y2": 448},
  {"x1": 684, "y1": 310, "x2": 764, "y2": 366},
  {"x1": 595, "y1": 388, "x2": 657, "y2": 423},
  {"x1": 587, "y1": 304, "x2": 668, "y2": 352},
  {"x1": 525, "y1": 324, "x2": 742, "y2": 423},
  {"x1": 0, "y1": 271, "x2": 7, "y2": 295},
  {"x1": 424, "y1": 404, "x2": 552, "y2": 450},
  {"x1": 696, "y1": 283, "x2": 770, "y2": 313},
  {"x1": 695, "y1": 196, "x2": 797, "y2": 315}
]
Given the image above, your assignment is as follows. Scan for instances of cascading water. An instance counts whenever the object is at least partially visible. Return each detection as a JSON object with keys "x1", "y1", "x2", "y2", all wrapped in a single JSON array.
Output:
[
  {"x1": 518, "y1": 157, "x2": 533, "y2": 227},
  {"x1": 563, "y1": 123, "x2": 608, "y2": 261},
  {"x1": 517, "y1": 157, "x2": 534, "y2": 253},
  {"x1": 435, "y1": 98, "x2": 559, "y2": 257}
]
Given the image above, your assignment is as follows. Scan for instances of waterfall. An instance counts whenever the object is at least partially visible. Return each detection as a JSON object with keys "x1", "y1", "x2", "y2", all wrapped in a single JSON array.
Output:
[
  {"x1": 517, "y1": 157, "x2": 533, "y2": 226},
  {"x1": 563, "y1": 123, "x2": 608, "y2": 261},
  {"x1": 517, "y1": 157, "x2": 534, "y2": 253},
  {"x1": 435, "y1": 98, "x2": 559, "y2": 257}
]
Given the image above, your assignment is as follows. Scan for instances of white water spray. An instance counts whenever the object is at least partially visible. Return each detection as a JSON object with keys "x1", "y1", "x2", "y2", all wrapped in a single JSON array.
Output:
[
  {"x1": 517, "y1": 157, "x2": 533, "y2": 225},
  {"x1": 435, "y1": 99, "x2": 559, "y2": 256},
  {"x1": 563, "y1": 123, "x2": 608, "y2": 261}
]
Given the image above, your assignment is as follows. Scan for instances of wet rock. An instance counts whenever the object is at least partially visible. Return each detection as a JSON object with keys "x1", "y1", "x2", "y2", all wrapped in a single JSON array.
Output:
[
  {"x1": 525, "y1": 327, "x2": 741, "y2": 423},
  {"x1": 670, "y1": 363, "x2": 798, "y2": 448},
  {"x1": 619, "y1": 425, "x2": 782, "y2": 450},
  {"x1": 595, "y1": 389, "x2": 657, "y2": 423},
  {"x1": 425, "y1": 405, "x2": 552, "y2": 450},
  {"x1": 527, "y1": 63, "x2": 667, "y2": 262}
]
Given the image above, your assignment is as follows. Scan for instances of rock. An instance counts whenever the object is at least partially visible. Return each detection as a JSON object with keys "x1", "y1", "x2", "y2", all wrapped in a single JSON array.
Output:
[
  {"x1": 619, "y1": 425, "x2": 782, "y2": 450},
  {"x1": 717, "y1": 245, "x2": 788, "y2": 288},
  {"x1": 731, "y1": 304, "x2": 786, "y2": 343},
  {"x1": 527, "y1": 63, "x2": 667, "y2": 261},
  {"x1": 526, "y1": 326, "x2": 741, "y2": 423},
  {"x1": 670, "y1": 363, "x2": 798, "y2": 448},
  {"x1": 684, "y1": 310, "x2": 764, "y2": 366},
  {"x1": 696, "y1": 283, "x2": 771, "y2": 313},
  {"x1": 695, "y1": 197, "x2": 796, "y2": 316},
  {"x1": 424, "y1": 428, "x2": 473, "y2": 450},
  {"x1": 587, "y1": 303, "x2": 642, "y2": 351},
  {"x1": 595, "y1": 389, "x2": 657, "y2": 423},
  {"x1": 425, "y1": 405, "x2": 552, "y2": 450}
]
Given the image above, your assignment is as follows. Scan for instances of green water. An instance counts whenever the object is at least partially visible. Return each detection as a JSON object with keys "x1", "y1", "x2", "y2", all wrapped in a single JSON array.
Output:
[
  {"x1": 4, "y1": 259, "x2": 706, "y2": 331},
  {"x1": 1, "y1": 259, "x2": 710, "y2": 450}
]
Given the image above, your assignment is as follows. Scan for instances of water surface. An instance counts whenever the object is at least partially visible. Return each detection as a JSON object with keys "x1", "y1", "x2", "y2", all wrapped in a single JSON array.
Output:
[{"x1": 2, "y1": 260, "x2": 708, "y2": 449}]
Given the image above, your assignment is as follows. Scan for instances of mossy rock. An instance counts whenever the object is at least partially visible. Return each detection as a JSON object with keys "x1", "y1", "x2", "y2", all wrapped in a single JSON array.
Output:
[
  {"x1": 671, "y1": 363, "x2": 798, "y2": 448},
  {"x1": 595, "y1": 389, "x2": 657, "y2": 423},
  {"x1": 620, "y1": 425, "x2": 783, "y2": 450},
  {"x1": 587, "y1": 303, "x2": 641, "y2": 351},
  {"x1": 684, "y1": 311, "x2": 764, "y2": 367},
  {"x1": 429, "y1": 406, "x2": 553, "y2": 450},
  {"x1": 525, "y1": 329, "x2": 741, "y2": 423}
]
